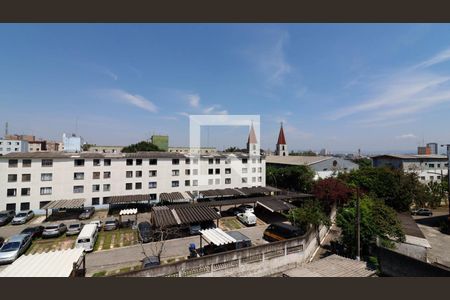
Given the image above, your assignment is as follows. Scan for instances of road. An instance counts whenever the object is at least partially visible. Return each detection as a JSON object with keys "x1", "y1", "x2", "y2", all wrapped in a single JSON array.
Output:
[{"x1": 85, "y1": 225, "x2": 267, "y2": 275}]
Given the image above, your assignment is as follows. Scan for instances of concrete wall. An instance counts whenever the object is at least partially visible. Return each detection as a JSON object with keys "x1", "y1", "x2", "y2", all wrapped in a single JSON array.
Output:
[
  {"x1": 392, "y1": 240, "x2": 428, "y2": 262},
  {"x1": 122, "y1": 224, "x2": 329, "y2": 277}
]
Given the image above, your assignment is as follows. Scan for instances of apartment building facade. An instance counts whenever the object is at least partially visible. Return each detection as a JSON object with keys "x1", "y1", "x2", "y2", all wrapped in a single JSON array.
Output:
[
  {"x1": 0, "y1": 151, "x2": 266, "y2": 212},
  {"x1": 372, "y1": 154, "x2": 448, "y2": 183},
  {"x1": 0, "y1": 139, "x2": 29, "y2": 156}
]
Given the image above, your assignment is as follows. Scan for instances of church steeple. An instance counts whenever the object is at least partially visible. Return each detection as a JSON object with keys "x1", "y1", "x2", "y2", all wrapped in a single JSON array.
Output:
[
  {"x1": 276, "y1": 122, "x2": 288, "y2": 156},
  {"x1": 247, "y1": 122, "x2": 259, "y2": 156}
]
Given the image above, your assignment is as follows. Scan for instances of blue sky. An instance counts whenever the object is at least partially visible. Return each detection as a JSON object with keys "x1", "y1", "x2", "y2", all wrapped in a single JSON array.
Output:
[{"x1": 1, "y1": 24, "x2": 450, "y2": 154}]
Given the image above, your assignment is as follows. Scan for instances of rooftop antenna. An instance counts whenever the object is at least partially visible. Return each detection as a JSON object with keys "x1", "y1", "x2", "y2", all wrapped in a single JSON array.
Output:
[{"x1": 4, "y1": 122, "x2": 8, "y2": 137}]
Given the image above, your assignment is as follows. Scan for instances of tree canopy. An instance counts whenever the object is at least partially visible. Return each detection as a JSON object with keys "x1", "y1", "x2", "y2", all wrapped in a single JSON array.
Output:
[
  {"x1": 121, "y1": 141, "x2": 160, "y2": 153},
  {"x1": 287, "y1": 199, "x2": 331, "y2": 233},
  {"x1": 289, "y1": 150, "x2": 317, "y2": 156},
  {"x1": 313, "y1": 178, "x2": 354, "y2": 208},
  {"x1": 336, "y1": 196, "x2": 405, "y2": 258},
  {"x1": 266, "y1": 165, "x2": 315, "y2": 193}
]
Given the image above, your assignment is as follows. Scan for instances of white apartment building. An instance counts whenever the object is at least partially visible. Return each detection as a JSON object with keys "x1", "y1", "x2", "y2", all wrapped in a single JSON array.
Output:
[
  {"x1": 0, "y1": 150, "x2": 266, "y2": 212},
  {"x1": 0, "y1": 139, "x2": 29, "y2": 156}
]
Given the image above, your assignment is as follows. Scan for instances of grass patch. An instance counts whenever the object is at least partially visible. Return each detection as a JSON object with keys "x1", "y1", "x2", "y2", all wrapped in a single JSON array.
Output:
[
  {"x1": 94, "y1": 228, "x2": 137, "y2": 251},
  {"x1": 221, "y1": 217, "x2": 244, "y2": 230},
  {"x1": 26, "y1": 235, "x2": 77, "y2": 255},
  {"x1": 92, "y1": 271, "x2": 107, "y2": 277}
]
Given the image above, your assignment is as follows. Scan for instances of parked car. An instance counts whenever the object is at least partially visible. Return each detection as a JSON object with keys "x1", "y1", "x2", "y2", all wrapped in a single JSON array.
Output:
[
  {"x1": 138, "y1": 222, "x2": 153, "y2": 243},
  {"x1": 20, "y1": 226, "x2": 45, "y2": 239},
  {"x1": 226, "y1": 207, "x2": 242, "y2": 216},
  {"x1": 141, "y1": 256, "x2": 160, "y2": 269},
  {"x1": 66, "y1": 223, "x2": 84, "y2": 236},
  {"x1": 0, "y1": 234, "x2": 32, "y2": 264},
  {"x1": 263, "y1": 223, "x2": 304, "y2": 242},
  {"x1": 79, "y1": 207, "x2": 95, "y2": 220},
  {"x1": 42, "y1": 223, "x2": 67, "y2": 238},
  {"x1": 237, "y1": 212, "x2": 257, "y2": 226},
  {"x1": 412, "y1": 208, "x2": 433, "y2": 216},
  {"x1": 89, "y1": 220, "x2": 103, "y2": 230},
  {"x1": 0, "y1": 210, "x2": 15, "y2": 226},
  {"x1": 75, "y1": 224, "x2": 98, "y2": 252},
  {"x1": 11, "y1": 210, "x2": 34, "y2": 225},
  {"x1": 238, "y1": 205, "x2": 254, "y2": 214},
  {"x1": 103, "y1": 219, "x2": 119, "y2": 231}
]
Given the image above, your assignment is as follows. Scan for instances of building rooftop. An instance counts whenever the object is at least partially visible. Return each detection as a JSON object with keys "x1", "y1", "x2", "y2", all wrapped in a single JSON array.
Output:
[
  {"x1": 371, "y1": 154, "x2": 447, "y2": 160},
  {"x1": 266, "y1": 155, "x2": 332, "y2": 166}
]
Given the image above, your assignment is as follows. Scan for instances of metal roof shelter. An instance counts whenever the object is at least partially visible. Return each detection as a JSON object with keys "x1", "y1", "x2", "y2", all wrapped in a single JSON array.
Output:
[
  {"x1": 41, "y1": 198, "x2": 85, "y2": 210},
  {"x1": 104, "y1": 194, "x2": 151, "y2": 205},
  {"x1": 151, "y1": 205, "x2": 220, "y2": 228},
  {"x1": 256, "y1": 197, "x2": 296, "y2": 213},
  {"x1": 200, "y1": 228, "x2": 236, "y2": 246},
  {"x1": 0, "y1": 248, "x2": 85, "y2": 277},
  {"x1": 160, "y1": 192, "x2": 192, "y2": 203},
  {"x1": 119, "y1": 208, "x2": 138, "y2": 216}
]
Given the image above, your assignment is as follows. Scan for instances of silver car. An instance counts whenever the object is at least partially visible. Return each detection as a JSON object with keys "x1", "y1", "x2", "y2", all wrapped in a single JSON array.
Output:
[
  {"x1": 66, "y1": 223, "x2": 84, "y2": 236},
  {"x1": 0, "y1": 234, "x2": 32, "y2": 264},
  {"x1": 11, "y1": 211, "x2": 34, "y2": 225},
  {"x1": 103, "y1": 219, "x2": 119, "y2": 231},
  {"x1": 42, "y1": 223, "x2": 67, "y2": 238}
]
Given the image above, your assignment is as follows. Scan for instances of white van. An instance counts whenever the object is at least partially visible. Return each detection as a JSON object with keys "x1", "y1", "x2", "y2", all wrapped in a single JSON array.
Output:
[
  {"x1": 75, "y1": 223, "x2": 98, "y2": 252},
  {"x1": 237, "y1": 212, "x2": 257, "y2": 226}
]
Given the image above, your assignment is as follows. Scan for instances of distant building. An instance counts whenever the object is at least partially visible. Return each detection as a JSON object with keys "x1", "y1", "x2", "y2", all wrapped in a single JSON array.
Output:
[
  {"x1": 62, "y1": 133, "x2": 83, "y2": 153},
  {"x1": 5, "y1": 134, "x2": 35, "y2": 142},
  {"x1": 46, "y1": 141, "x2": 61, "y2": 152},
  {"x1": 168, "y1": 147, "x2": 217, "y2": 155},
  {"x1": 372, "y1": 154, "x2": 448, "y2": 183},
  {"x1": 275, "y1": 123, "x2": 288, "y2": 156},
  {"x1": 0, "y1": 139, "x2": 29, "y2": 155},
  {"x1": 319, "y1": 149, "x2": 328, "y2": 156},
  {"x1": 418, "y1": 146, "x2": 431, "y2": 155},
  {"x1": 151, "y1": 135, "x2": 169, "y2": 151},
  {"x1": 88, "y1": 145, "x2": 124, "y2": 154},
  {"x1": 427, "y1": 143, "x2": 438, "y2": 155},
  {"x1": 28, "y1": 140, "x2": 46, "y2": 152}
]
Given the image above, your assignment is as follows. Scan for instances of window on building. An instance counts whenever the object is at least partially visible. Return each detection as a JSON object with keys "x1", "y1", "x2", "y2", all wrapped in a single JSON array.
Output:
[
  {"x1": 429, "y1": 164, "x2": 435, "y2": 168},
  {"x1": 103, "y1": 184, "x2": 110, "y2": 192},
  {"x1": 185, "y1": 180, "x2": 190, "y2": 187},
  {"x1": 150, "y1": 194, "x2": 157, "y2": 200},
  {"x1": 41, "y1": 159, "x2": 53, "y2": 167},
  {"x1": 126, "y1": 159, "x2": 133, "y2": 166},
  {"x1": 74, "y1": 159, "x2": 85, "y2": 167},
  {"x1": 437, "y1": 176, "x2": 441, "y2": 180},
  {"x1": 215, "y1": 168, "x2": 220, "y2": 174},
  {"x1": 103, "y1": 171, "x2": 111, "y2": 179},
  {"x1": 185, "y1": 158, "x2": 190, "y2": 164},
  {"x1": 7, "y1": 188, "x2": 17, "y2": 197},
  {"x1": 208, "y1": 179, "x2": 213, "y2": 185},
  {"x1": 171, "y1": 181, "x2": 179, "y2": 187},
  {"x1": 8, "y1": 160, "x2": 18, "y2": 168},
  {"x1": 150, "y1": 159, "x2": 157, "y2": 165},
  {"x1": 242, "y1": 178, "x2": 248, "y2": 183},
  {"x1": 252, "y1": 177, "x2": 256, "y2": 183},
  {"x1": 242, "y1": 158, "x2": 248, "y2": 164},
  {"x1": 208, "y1": 159, "x2": 214, "y2": 165},
  {"x1": 136, "y1": 170, "x2": 142, "y2": 178},
  {"x1": 185, "y1": 169, "x2": 191, "y2": 175},
  {"x1": 73, "y1": 186, "x2": 84, "y2": 194},
  {"x1": 135, "y1": 182, "x2": 142, "y2": 190},
  {"x1": 39, "y1": 201, "x2": 50, "y2": 209},
  {"x1": 149, "y1": 182, "x2": 157, "y2": 189},
  {"x1": 74, "y1": 172, "x2": 84, "y2": 180},
  {"x1": 104, "y1": 159, "x2": 111, "y2": 166},
  {"x1": 22, "y1": 159, "x2": 31, "y2": 167},
  {"x1": 258, "y1": 167, "x2": 262, "y2": 173},
  {"x1": 126, "y1": 171, "x2": 133, "y2": 178},
  {"x1": 193, "y1": 169, "x2": 198, "y2": 175},
  {"x1": 215, "y1": 158, "x2": 220, "y2": 164},
  {"x1": 420, "y1": 176, "x2": 426, "y2": 181},
  {"x1": 103, "y1": 197, "x2": 111, "y2": 204},
  {"x1": 208, "y1": 169, "x2": 214, "y2": 175},
  {"x1": 193, "y1": 158, "x2": 198, "y2": 165},
  {"x1": 22, "y1": 174, "x2": 31, "y2": 182},
  {"x1": 7, "y1": 174, "x2": 17, "y2": 182},
  {"x1": 252, "y1": 168, "x2": 256, "y2": 173},
  {"x1": 430, "y1": 176, "x2": 434, "y2": 181},
  {"x1": 126, "y1": 183, "x2": 133, "y2": 190},
  {"x1": 136, "y1": 159, "x2": 142, "y2": 166},
  {"x1": 215, "y1": 178, "x2": 220, "y2": 185},
  {"x1": 225, "y1": 159, "x2": 231, "y2": 164},
  {"x1": 93, "y1": 172, "x2": 101, "y2": 179},
  {"x1": 252, "y1": 159, "x2": 256, "y2": 164},
  {"x1": 92, "y1": 184, "x2": 100, "y2": 192},
  {"x1": 41, "y1": 173, "x2": 52, "y2": 181},
  {"x1": 149, "y1": 170, "x2": 157, "y2": 177},
  {"x1": 193, "y1": 180, "x2": 198, "y2": 186},
  {"x1": 20, "y1": 202, "x2": 30, "y2": 211},
  {"x1": 172, "y1": 170, "x2": 180, "y2": 176},
  {"x1": 242, "y1": 168, "x2": 248, "y2": 173},
  {"x1": 172, "y1": 159, "x2": 180, "y2": 165},
  {"x1": 225, "y1": 178, "x2": 231, "y2": 184},
  {"x1": 40, "y1": 187, "x2": 52, "y2": 195},
  {"x1": 225, "y1": 168, "x2": 231, "y2": 174},
  {"x1": 92, "y1": 197, "x2": 100, "y2": 205},
  {"x1": 258, "y1": 177, "x2": 262, "y2": 182},
  {"x1": 93, "y1": 159, "x2": 101, "y2": 166},
  {"x1": 6, "y1": 203, "x2": 16, "y2": 211}
]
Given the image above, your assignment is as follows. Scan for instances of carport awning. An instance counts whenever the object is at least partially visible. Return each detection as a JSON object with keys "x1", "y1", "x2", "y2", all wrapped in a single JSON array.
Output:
[
  {"x1": 119, "y1": 208, "x2": 138, "y2": 216},
  {"x1": 104, "y1": 194, "x2": 150, "y2": 204},
  {"x1": 0, "y1": 248, "x2": 84, "y2": 277},
  {"x1": 41, "y1": 198, "x2": 86, "y2": 210},
  {"x1": 257, "y1": 197, "x2": 296, "y2": 213},
  {"x1": 160, "y1": 192, "x2": 192, "y2": 203},
  {"x1": 151, "y1": 205, "x2": 220, "y2": 228},
  {"x1": 200, "y1": 228, "x2": 236, "y2": 246}
]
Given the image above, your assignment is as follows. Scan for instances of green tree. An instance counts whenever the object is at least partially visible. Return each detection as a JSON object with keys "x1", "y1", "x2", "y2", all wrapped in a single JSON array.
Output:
[
  {"x1": 287, "y1": 199, "x2": 331, "y2": 245},
  {"x1": 352, "y1": 158, "x2": 372, "y2": 169},
  {"x1": 121, "y1": 141, "x2": 160, "y2": 153},
  {"x1": 289, "y1": 150, "x2": 317, "y2": 156},
  {"x1": 82, "y1": 143, "x2": 96, "y2": 152},
  {"x1": 336, "y1": 196, "x2": 405, "y2": 258},
  {"x1": 266, "y1": 165, "x2": 315, "y2": 193}
]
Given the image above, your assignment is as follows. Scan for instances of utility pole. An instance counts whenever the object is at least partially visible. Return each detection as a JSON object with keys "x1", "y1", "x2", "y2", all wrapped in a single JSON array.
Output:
[
  {"x1": 441, "y1": 144, "x2": 450, "y2": 223},
  {"x1": 355, "y1": 187, "x2": 361, "y2": 261}
]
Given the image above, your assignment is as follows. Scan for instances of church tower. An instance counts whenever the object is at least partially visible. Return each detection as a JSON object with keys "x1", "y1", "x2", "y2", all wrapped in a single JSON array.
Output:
[
  {"x1": 276, "y1": 122, "x2": 288, "y2": 156},
  {"x1": 247, "y1": 122, "x2": 259, "y2": 156}
]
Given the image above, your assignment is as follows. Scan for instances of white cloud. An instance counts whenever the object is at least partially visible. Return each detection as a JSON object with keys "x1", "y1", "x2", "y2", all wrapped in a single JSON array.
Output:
[
  {"x1": 396, "y1": 133, "x2": 417, "y2": 139},
  {"x1": 106, "y1": 89, "x2": 157, "y2": 113},
  {"x1": 202, "y1": 105, "x2": 228, "y2": 115},
  {"x1": 412, "y1": 47, "x2": 450, "y2": 69},
  {"x1": 187, "y1": 94, "x2": 200, "y2": 108}
]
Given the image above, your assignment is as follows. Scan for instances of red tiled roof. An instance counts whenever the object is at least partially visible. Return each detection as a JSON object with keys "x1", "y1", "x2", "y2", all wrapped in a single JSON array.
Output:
[
  {"x1": 277, "y1": 123, "x2": 287, "y2": 145},
  {"x1": 247, "y1": 123, "x2": 258, "y2": 144}
]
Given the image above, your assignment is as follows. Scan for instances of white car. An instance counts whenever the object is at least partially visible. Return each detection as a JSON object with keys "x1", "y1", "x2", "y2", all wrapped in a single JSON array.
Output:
[
  {"x1": 237, "y1": 212, "x2": 257, "y2": 226},
  {"x1": 89, "y1": 220, "x2": 103, "y2": 230}
]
